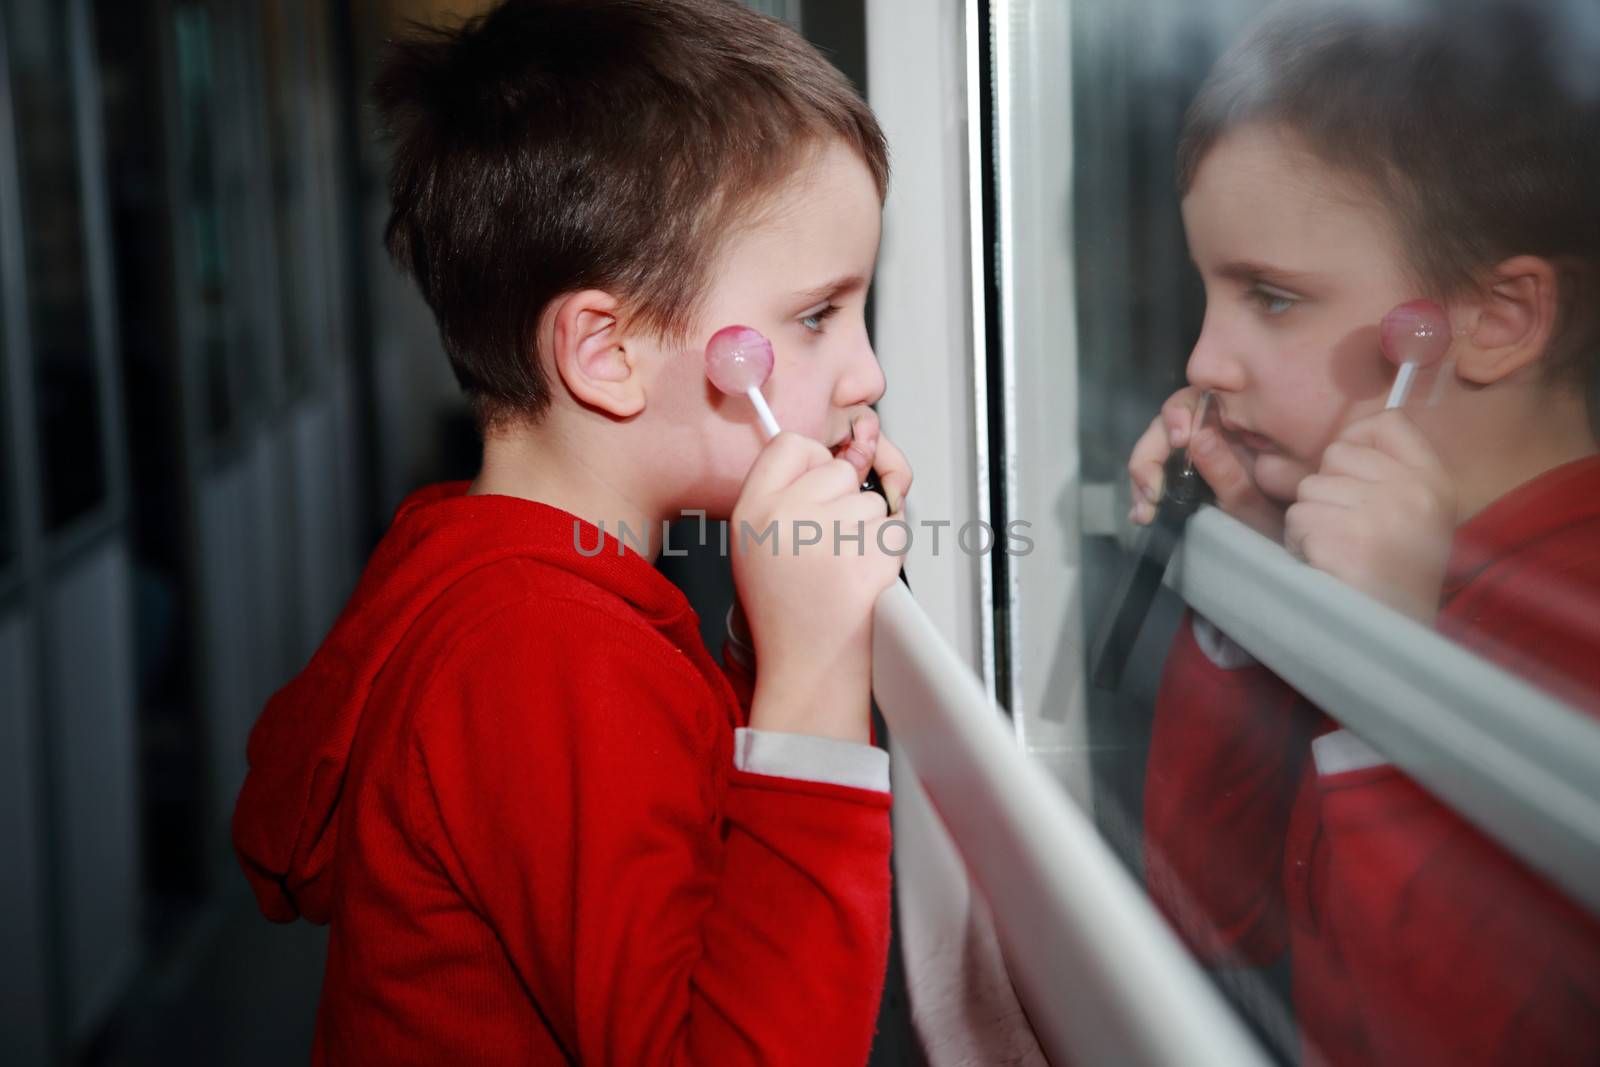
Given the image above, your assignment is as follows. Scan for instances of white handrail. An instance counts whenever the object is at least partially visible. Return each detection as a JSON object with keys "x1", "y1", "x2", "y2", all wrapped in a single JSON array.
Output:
[
  {"x1": 1174, "y1": 508, "x2": 1600, "y2": 916},
  {"x1": 873, "y1": 582, "x2": 1273, "y2": 1067}
]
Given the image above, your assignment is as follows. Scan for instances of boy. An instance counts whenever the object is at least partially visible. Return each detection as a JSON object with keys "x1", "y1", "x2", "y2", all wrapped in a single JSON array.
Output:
[
  {"x1": 232, "y1": 2, "x2": 911, "y2": 1064},
  {"x1": 1127, "y1": 2, "x2": 1600, "y2": 1063}
]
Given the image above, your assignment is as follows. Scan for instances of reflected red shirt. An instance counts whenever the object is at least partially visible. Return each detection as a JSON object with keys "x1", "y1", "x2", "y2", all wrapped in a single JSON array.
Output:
[{"x1": 1145, "y1": 455, "x2": 1600, "y2": 1066}]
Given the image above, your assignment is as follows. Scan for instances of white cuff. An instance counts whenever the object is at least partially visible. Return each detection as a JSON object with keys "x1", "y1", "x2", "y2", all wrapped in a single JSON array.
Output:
[
  {"x1": 1312, "y1": 728, "x2": 1390, "y2": 777},
  {"x1": 733, "y1": 728, "x2": 891, "y2": 793},
  {"x1": 1191, "y1": 612, "x2": 1259, "y2": 670}
]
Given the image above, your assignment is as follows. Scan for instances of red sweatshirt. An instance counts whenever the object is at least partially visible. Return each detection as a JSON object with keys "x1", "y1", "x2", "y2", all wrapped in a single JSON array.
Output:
[
  {"x1": 232, "y1": 483, "x2": 892, "y2": 1066},
  {"x1": 1145, "y1": 455, "x2": 1600, "y2": 1066}
]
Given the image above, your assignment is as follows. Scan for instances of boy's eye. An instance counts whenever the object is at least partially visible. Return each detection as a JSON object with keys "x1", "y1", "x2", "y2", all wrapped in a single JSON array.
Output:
[
  {"x1": 799, "y1": 302, "x2": 841, "y2": 333},
  {"x1": 1250, "y1": 285, "x2": 1298, "y2": 317}
]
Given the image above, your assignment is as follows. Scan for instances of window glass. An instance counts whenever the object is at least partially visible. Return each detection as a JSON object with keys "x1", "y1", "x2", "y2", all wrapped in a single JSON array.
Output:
[
  {"x1": 173, "y1": 1, "x2": 243, "y2": 447},
  {"x1": 302, "y1": 0, "x2": 352, "y2": 373},
  {"x1": 1001, "y1": 0, "x2": 1600, "y2": 1062},
  {"x1": 3, "y1": 0, "x2": 109, "y2": 532},
  {"x1": 0, "y1": 218, "x2": 12, "y2": 572},
  {"x1": 258, "y1": 0, "x2": 310, "y2": 394}
]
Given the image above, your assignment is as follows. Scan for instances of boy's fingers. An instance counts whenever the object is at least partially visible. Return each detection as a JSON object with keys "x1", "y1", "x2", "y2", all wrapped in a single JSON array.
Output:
[
  {"x1": 1296, "y1": 473, "x2": 1367, "y2": 509},
  {"x1": 1189, "y1": 429, "x2": 1250, "y2": 500},
  {"x1": 839, "y1": 410, "x2": 880, "y2": 484},
  {"x1": 1338, "y1": 410, "x2": 1439, "y2": 470},
  {"x1": 842, "y1": 489, "x2": 890, "y2": 525},
  {"x1": 793, "y1": 456, "x2": 867, "y2": 504},
  {"x1": 870, "y1": 424, "x2": 913, "y2": 513},
  {"x1": 1284, "y1": 501, "x2": 1314, "y2": 561},
  {"x1": 1129, "y1": 418, "x2": 1172, "y2": 502},
  {"x1": 1318, "y1": 440, "x2": 1400, "y2": 483},
  {"x1": 1284, "y1": 501, "x2": 1354, "y2": 572},
  {"x1": 743, "y1": 431, "x2": 833, "y2": 496},
  {"x1": 1160, "y1": 390, "x2": 1202, "y2": 449},
  {"x1": 1284, "y1": 500, "x2": 1330, "y2": 560},
  {"x1": 1191, "y1": 429, "x2": 1285, "y2": 538}
]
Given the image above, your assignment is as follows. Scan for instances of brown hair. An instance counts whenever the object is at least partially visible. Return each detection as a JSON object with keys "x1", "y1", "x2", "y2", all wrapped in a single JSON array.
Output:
[
  {"x1": 375, "y1": 0, "x2": 889, "y2": 428},
  {"x1": 1176, "y1": 0, "x2": 1600, "y2": 399}
]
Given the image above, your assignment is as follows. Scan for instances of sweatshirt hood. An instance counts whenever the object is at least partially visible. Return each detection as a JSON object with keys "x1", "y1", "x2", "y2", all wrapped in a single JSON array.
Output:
[{"x1": 231, "y1": 482, "x2": 695, "y2": 923}]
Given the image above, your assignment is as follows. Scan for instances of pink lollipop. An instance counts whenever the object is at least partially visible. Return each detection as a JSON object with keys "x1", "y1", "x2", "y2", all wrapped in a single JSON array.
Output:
[
  {"x1": 706, "y1": 325, "x2": 781, "y2": 438},
  {"x1": 1380, "y1": 300, "x2": 1451, "y2": 409}
]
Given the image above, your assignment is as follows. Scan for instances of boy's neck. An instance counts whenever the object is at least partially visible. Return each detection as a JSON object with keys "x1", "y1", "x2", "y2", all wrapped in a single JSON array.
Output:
[
  {"x1": 470, "y1": 417, "x2": 667, "y2": 562},
  {"x1": 1441, "y1": 382, "x2": 1598, "y2": 522}
]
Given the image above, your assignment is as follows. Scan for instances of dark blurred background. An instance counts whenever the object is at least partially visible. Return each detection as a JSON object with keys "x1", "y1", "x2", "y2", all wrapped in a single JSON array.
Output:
[{"x1": 0, "y1": 1, "x2": 879, "y2": 1064}]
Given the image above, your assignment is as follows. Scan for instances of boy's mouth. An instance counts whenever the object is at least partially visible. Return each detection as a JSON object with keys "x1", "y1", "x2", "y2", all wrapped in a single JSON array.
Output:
[
  {"x1": 1218, "y1": 412, "x2": 1277, "y2": 453},
  {"x1": 1234, "y1": 429, "x2": 1278, "y2": 453}
]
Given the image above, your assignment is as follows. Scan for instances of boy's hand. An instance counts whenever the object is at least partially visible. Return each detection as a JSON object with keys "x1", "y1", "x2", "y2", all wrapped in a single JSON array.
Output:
[
  {"x1": 837, "y1": 408, "x2": 911, "y2": 514},
  {"x1": 1128, "y1": 387, "x2": 1285, "y2": 539},
  {"x1": 732, "y1": 431, "x2": 909, "y2": 743},
  {"x1": 1285, "y1": 410, "x2": 1456, "y2": 624}
]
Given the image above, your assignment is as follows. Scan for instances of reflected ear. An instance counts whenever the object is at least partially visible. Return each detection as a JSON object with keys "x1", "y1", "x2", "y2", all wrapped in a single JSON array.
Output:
[
  {"x1": 1453, "y1": 256, "x2": 1559, "y2": 386},
  {"x1": 546, "y1": 290, "x2": 645, "y2": 418}
]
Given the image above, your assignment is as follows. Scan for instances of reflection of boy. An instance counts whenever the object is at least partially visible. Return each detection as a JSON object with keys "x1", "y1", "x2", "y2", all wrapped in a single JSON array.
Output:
[
  {"x1": 1128, "y1": 2, "x2": 1600, "y2": 1063},
  {"x1": 232, "y1": 2, "x2": 913, "y2": 1064}
]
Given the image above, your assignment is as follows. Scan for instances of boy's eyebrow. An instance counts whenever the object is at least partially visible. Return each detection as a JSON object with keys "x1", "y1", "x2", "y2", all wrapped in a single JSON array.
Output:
[
  {"x1": 790, "y1": 274, "x2": 869, "y2": 305},
  {"x1": 1213, "y1": 259, "x2": 1315, "y2": 285}
]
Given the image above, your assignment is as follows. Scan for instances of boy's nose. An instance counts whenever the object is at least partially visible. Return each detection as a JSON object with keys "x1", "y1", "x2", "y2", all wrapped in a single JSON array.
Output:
[
  {"x1": 836, "y1": 338, "x2": 886, "y2": 408},
  {"x1": 1185, "y1": 321, "x2": 1247, "y2": 394}
]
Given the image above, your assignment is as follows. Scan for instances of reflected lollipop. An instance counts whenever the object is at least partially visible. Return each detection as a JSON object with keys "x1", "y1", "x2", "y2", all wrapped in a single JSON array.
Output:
[
  {"x1": 1381, "y1": 299, "x2": 1451, "y2": 409},
  {"x1": 706, "y1": 325, "x2": 781, "y2": 438}
]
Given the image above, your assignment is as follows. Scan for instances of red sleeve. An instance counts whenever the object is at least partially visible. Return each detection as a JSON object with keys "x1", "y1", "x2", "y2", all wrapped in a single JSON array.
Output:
[
  {"x1": 1317, "y1": 765, "x2": 1600, "y2": 1064},
  {"x1": 409, "y1": 598, "x2": 892, "y2": 1067},
  {"x1": 719, "y1": 639, "x2": 756, "y2": 721},
  {"x1": 1312, "y1": 548, "x2": 1600, "y2": 1063},
  {"x1": 1144, "y1": 612, "x2": 1310, "y2": 965}
]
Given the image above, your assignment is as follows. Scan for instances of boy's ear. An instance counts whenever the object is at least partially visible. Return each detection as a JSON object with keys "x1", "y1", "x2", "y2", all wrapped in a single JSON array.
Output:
[
  {"x1": 545, "y1": 290, "x2": 645, "y2": 418},
  {"x1": 1453, "y1": 255, "x2": 1559, "y2": 386}
]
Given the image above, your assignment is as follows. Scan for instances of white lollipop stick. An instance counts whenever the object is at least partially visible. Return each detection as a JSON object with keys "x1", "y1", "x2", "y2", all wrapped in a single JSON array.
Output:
[
  {"x1": 1385, "y1": 363, "x2": 1419, "y2": 410},
  {"x1": 1380, "y1": 300, "x2": 1451, "y2": 410},
  {"x1": 745, "y1": 386, "x2": 781, "y2": 439}
]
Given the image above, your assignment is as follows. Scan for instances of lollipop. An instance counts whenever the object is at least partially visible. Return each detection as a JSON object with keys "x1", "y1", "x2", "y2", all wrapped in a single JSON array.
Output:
[
  {"x1": 1381, "y1": 299, "x2": 1451, "y2": 409},
  {"x1": 706, "y1": 325, "x2": 781, "y2": 438}
]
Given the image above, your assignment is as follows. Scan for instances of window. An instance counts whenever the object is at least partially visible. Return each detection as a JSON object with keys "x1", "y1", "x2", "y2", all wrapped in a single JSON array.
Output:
[
  {"x1": 3, "y1": 0, "x2": 110, "y2": 533},
  {"x1": 0, "y1": 243, "x2": 13, "y2": 575},
  {"x1": 988, "y1": 1, "x2": 1600, "y2": 1063},
  {"x1": 172, "y1": 0, "x2": 249, "y2": 448},
  {"x1": 258, "y1": 0, "x2": 311, "y2": 395}
]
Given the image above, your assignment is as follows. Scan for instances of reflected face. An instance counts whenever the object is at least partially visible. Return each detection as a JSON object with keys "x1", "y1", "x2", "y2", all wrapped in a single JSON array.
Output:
[
  {"x1": 635, "y1": 138, "x2": 886, "y2": 516},
  {"x1": 1181, "y1": 123, "x2": 1415, "y2": 503}
]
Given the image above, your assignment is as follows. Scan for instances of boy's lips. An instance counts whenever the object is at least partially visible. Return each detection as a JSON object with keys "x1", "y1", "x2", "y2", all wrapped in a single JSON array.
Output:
[
  {"x1": 1218, "y1": 414, "x2": 1277, "y2": 453},
  {"x1": 1236, "y1": 430, "x2": 1278, "y2": 453}
]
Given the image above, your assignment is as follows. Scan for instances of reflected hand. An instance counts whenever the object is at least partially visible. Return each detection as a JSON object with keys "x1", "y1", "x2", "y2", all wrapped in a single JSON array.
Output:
[
  {"x1": 1285, "y1": 410, "x2": 1455, "y2": 624},
  {"x1": 1129, "y1": 387, "x2": 1285, "y2": 540}
]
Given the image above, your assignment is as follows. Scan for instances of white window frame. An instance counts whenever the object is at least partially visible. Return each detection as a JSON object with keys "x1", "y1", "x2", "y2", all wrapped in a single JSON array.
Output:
[
  {"x1": 868, "y1": 0, "x2": 1600, "y2": 1063},
  {"x1": 869, "y1": 0, "x2": 1274, "y2": 1063}
]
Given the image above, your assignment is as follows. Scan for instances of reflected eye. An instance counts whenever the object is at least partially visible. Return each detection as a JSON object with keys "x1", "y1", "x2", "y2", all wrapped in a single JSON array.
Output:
[
  {"x1": 1250, "y1": 285, "x2": 1298, "y2": 317},
  {"x1": 800, "y1": 302, "x2": 841, "y2": 333}
]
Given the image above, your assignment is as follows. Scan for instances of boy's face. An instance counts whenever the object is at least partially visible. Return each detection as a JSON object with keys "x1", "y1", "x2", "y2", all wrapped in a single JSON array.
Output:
[
  {"x1": 1180, "y1": 123, "x2": 1417, "y2": 504},
  {"x1": 638, "y1": 138, "x2": 886, "y2": 516}
]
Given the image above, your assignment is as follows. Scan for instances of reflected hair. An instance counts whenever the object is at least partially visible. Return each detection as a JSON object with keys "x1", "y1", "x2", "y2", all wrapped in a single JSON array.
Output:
[
  {"x1": 1177, "y1": 0, "x2": 1600, "y2": 404},
  {"x1": 375, "y1": 0, "x2": 888, "y2": 429}
]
